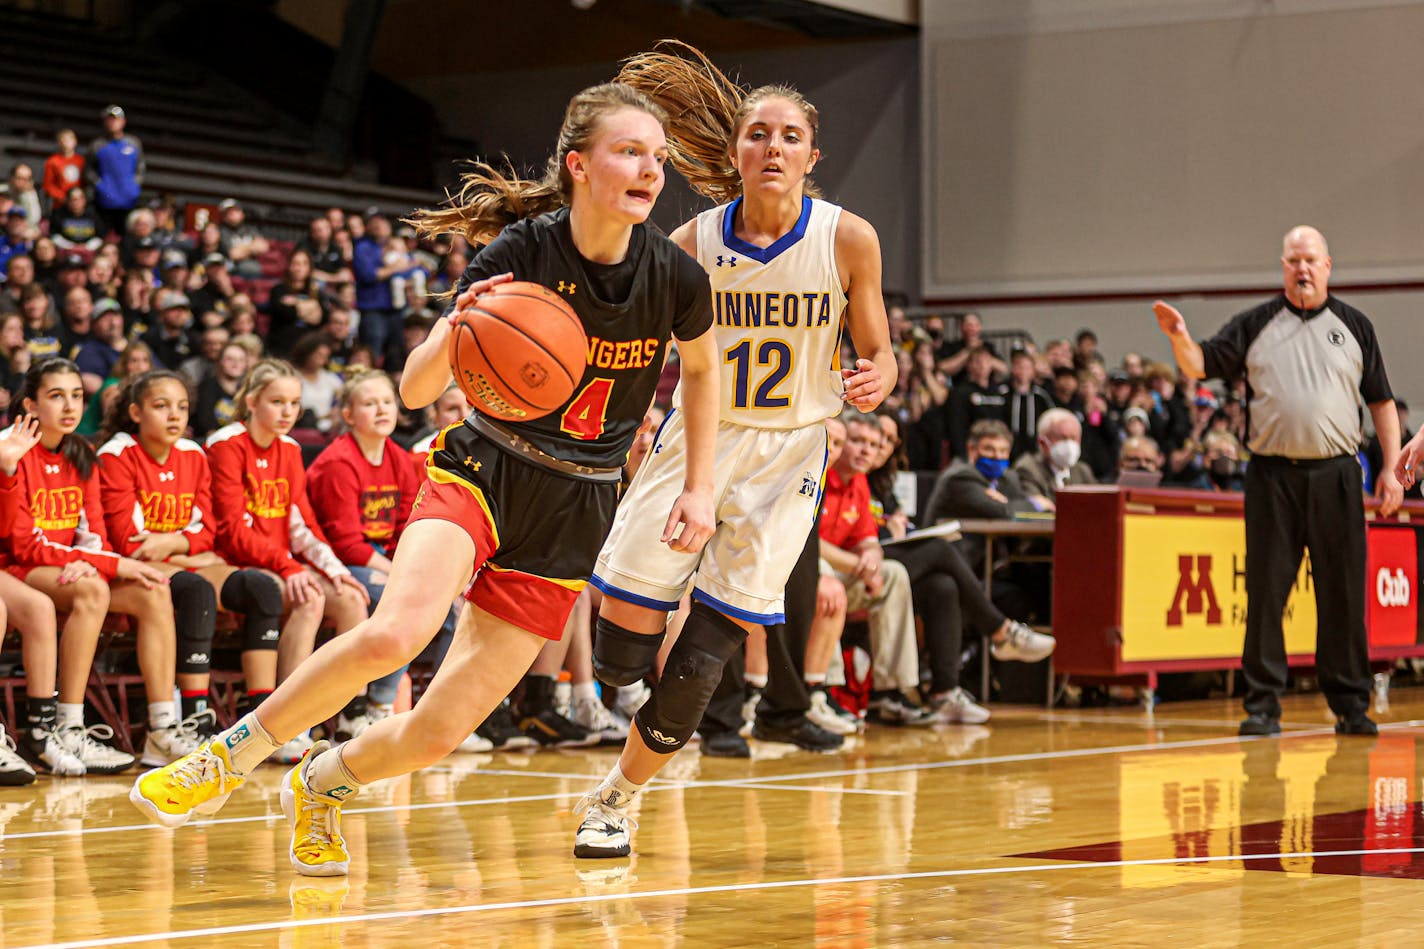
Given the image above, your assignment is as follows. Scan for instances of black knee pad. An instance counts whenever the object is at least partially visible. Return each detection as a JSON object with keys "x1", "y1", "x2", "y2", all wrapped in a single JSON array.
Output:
[
  {"x1": 170, "y1": 571, "x2": 216, "y2": 674},
  {"x1": 221, "y1": 569, "x2": 284, "y2": 652},
  {"x1": 635, "y1": 602, "x2": 746, "y2": 752},
  {"x1": 593, "y1": 617, "x2": 665, "y2": 687}
]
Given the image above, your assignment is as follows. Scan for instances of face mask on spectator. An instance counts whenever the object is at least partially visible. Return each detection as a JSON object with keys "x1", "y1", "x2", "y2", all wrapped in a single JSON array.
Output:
[
  {"x1": 1048, "y1": 439, "x2": 1080, "y2": 471},
  {"x1": 974, "y1": 457, "x2": 1009, "y2": 481},
  {"x1": 1209, "y1": 456, "x2": 1240, "y2": 485}
]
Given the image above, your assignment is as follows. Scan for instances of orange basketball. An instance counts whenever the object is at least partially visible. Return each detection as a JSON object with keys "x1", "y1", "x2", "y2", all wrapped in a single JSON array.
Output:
[{"x1": 447, "y1": 281, "x2": 587, "y2": 422}]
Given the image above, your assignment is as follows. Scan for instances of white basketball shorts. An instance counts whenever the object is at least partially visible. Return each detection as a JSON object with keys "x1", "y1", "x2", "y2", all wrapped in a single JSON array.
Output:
[{"x1": 591, "y1": 410, "x2": 827, "y2": 624}]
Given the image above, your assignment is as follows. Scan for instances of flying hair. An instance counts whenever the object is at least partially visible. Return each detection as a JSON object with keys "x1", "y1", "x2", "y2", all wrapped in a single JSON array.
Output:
[
  {"x1": 410, "y1": 82, "x2": 668, "y2": 249},
  {"x1": 615, "y1": 39, "x2": 823, "y2": 203}
]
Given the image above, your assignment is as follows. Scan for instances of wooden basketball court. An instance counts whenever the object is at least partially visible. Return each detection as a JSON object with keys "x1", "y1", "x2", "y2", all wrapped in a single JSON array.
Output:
[{"x1": 6, "y1": 688, "x2": 1424, "y2": 947}]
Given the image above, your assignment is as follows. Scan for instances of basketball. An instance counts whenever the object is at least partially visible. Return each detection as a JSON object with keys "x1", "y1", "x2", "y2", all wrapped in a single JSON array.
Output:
[{"x1": 447, "y1": 281, "x2": 587, "y2": 422}]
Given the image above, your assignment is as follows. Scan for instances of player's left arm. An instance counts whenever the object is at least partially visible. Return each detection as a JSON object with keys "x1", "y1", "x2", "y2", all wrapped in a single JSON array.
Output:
[
  {"x1": 662, "y1": 326, "x2": 718, "y2": 554},
  {"x1": 836, "y1": 212, "x2": 897, "y2": 411},
  {"x1": 1370, "y1": 399, "x2": 1402, "y2": 516}
]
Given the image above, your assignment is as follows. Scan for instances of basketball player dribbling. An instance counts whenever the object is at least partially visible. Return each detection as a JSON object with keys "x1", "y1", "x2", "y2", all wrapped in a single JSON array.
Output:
[
  {"x1": 129, "y1": 82, "x2": 723, "y2": 878},
  {"x1": 573, "y1": 42, "x2": 897, "y2": 858}
]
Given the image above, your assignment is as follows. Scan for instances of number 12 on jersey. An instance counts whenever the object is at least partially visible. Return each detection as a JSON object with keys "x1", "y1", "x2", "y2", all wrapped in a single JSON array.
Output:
[{"x1": 725, "y1": 338, "x2": 793, "y2": 409}]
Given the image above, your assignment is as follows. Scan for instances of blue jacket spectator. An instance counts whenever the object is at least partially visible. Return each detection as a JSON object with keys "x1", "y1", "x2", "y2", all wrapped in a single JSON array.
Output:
[{"x1": 88, "y1": 105, "x2": 145, "y2": 236}]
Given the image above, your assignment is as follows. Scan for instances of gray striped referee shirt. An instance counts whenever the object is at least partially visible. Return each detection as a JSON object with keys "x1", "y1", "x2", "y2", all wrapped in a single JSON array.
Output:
[{"x1": 1199, "y1": 294, "x2": 1392, "y2": 460}]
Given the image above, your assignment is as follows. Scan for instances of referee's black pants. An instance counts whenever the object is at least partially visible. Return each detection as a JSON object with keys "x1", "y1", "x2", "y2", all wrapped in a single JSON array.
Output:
[
  {"x1": 699, "y1": 519, "x2": 816, "y2": 735},
  {"x1": 1243, "y1": 454, "x2": 1370, "y2": 719}
]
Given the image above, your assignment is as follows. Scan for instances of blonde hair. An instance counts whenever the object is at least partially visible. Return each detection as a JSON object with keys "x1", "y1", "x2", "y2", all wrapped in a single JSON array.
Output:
[
  {"x1": 232, "y1": 358, "x2": 299, "y2": 422},
  {"x1": 410, "y1": 83, "x2": 668, "y2": 249},
  {"x1": 337, "y1": 367, "x2": 395, "y2": 411},
  {"x1": 615, "y1": 39, "x2": 823, "y2": 203}
]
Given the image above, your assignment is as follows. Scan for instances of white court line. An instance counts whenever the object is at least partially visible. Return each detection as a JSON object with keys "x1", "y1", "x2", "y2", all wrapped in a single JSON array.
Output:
[
  {"x1": 2, "y1": 780, "x2": 906, "y2": 843},
  {"x1": 1034, "y1": 712, "x2": 1321, "y2": 730},
  {"x1": 16, "y1": 846, "x2": 1424, "y2": 949}
]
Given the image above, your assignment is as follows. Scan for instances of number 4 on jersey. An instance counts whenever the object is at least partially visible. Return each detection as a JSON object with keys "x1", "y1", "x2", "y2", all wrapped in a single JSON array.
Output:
[{"x1": 560, "y1": 377, "x2": 614, "y2": 440}]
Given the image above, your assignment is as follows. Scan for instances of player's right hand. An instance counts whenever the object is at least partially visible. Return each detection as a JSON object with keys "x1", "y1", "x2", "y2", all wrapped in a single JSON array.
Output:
[
  {"x1": 117, "y1": 558, "x2": 171, "y2": 589},
  {"x1": 661, "y1": 488, "x2": 715, "y2": 554},
  {"x1": 1396, "y1": 430, "x2": 1424, "y2": 488},
  {"x1": 1153, "y1": 300, "x2": 1186, "y2": 337},
  {"x1": 449, "y1": 272, "x2": 514, "y2": 324},
  {"x1": 816, "y1": 574, "x2": 847, "y2": 617},
  {"x1": 285, "y1": 570, "x2": 322, "y2": 605}
]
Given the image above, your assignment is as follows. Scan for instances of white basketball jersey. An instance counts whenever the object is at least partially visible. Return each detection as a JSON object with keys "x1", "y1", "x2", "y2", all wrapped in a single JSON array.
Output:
[{"x1": 675, "y1": 196, "x2": 848, "y2": 429}]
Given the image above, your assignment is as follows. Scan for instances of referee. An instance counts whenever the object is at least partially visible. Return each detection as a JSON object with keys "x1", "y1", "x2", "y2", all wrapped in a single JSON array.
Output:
[{"x1": 1154, "y1": 225, "x2": 1402, "y2": 737}]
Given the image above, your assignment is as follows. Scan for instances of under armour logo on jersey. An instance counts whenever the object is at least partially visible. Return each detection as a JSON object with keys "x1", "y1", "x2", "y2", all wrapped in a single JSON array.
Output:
[
  {"x1": 716, "y1": 255, "x2": 737, "y2": 268},
  {"x1": 255, "y1": 458, "x2": 269, "y2": 469},
  {"x1": 557, "y1": 280, "x2": 577, "y2": 295},
  {"x1": 464, "y1": 455, "x2": 482, "y2": 472},
  {"x1": 44, "y1": 464, "x2": 60, "y2": 474},
  {"x1": 799, "y1": 474, "x2": 816, "y2": 498},
  {"x1": 159, "y1": 471, "x2": 176, "y2": 482}
]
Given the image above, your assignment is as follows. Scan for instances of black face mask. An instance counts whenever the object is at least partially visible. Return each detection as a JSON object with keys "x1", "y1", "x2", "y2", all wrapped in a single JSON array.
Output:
[{"x1": 1209, "y1": 456, "x2": 1239, "y2": 484}]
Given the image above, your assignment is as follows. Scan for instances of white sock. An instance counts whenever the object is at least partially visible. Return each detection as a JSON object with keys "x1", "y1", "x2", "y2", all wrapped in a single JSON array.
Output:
[
  {"x1": 57, "y1": 703, "x2": 84, "y2": 730},
  {"x1": 572, "y1": 681, "x2": 598, "y2": 704},
  {"x1": 745, "y1": 673, "x2": 768, "y2": 690},
  {"x1": 149, "y1": 700, "x2": 177, "y2": 731},
  {"x1": 306, "y1": 743, "x2": 364, "y2": 802},
  {"x1": 600, "y1": 762, "x2": 643, "y2": 809},
  {"x1": 805, "y1": 673, "x2": 827, "y2": 689},
  {"x1": 218, "y1": 712, "x2": 281, "y2": 773}
]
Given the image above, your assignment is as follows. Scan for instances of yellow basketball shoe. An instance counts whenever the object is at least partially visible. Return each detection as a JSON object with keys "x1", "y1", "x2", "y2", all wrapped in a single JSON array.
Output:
[
  {"x1": 280, "y1": 741, "x2": 351, "y2": 877},
  {"x1": 129, "y1": 739, "x2": 246, "y2": 828}
]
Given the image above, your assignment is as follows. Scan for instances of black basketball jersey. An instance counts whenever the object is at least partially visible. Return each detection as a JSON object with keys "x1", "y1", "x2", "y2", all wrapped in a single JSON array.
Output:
[{"x1": 451, "y1": 208, "x2": 712, "y2": 468}]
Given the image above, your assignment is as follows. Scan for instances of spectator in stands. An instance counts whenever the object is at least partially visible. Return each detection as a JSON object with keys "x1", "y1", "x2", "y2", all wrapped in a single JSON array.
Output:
[
  {"x1": 353, "y1": 211, "x2": 403, "y2": 367},
  {"x1": 1041, "y1": 338, "x2": 1073, "y2": 383},
  {"x1": 120, "y1": 267, "x2": 155, "y2": 335},
  {"x1": 290, "y1": 332, "x2": 342, "y2": 433},
  {"x1": 225, "y1": 301, "x2": 258, "y2": 341},
  {"x1": 75, "y1": 298, "x2": 127, "y2": 395},
  {"x1": 346, "y1": 211, "x2": 366, "y2": 242},
  {"x1": 48, "y1": 188, "x2": 103, "y2": 253},
  {"x1": 132, "y1": 238, "x2": 162, "y2": 280},
  {"x1": 325, "y1": 207, "x2": 346, "y2": 235},
  {"x1": 180, "y1": 325, "x2": 229, "y2": 387},
  {"x1": 189, "y1": 254, "x2": 236, "y2": 319},
  {"x1": 48, "y1": 256, "x2": 88, "y2": 308},
  {"x1": 1076, "y1": 370, "x2": 1119, "y2": 481},
  {"x1": 142, "y1": 290, "x2": 195, "y2": 370},
  {"x1": 217, "y1": 199, "x2": 270, "y2": 279},
  {"x1": 190, "y1": 221, "x2": 223, "y2": 268},
  {"x1": 1104, "y1": 368, "x2": 1134, "y2": 434},
  {"x1": 78, "y1": 340, "x2": 152, "y2": 437},
  {"x1": 1004, "y1": 347, "x2": 1053, "y2": 462},
  {"x1": 306, "y1": 371, "x2": 422, "y2": 739},
  {"x1": 32, "y1": 239, "x2": 59, "y2": 294},
  {"x1": 0, "y1": 313, "x2": 26, "y2": 411},
  {"x1": 192, "y1": 340, "x2": 249, "y2": 439},
  {"x1": 1367, "y1": 399, "x2": 1416, "y2": 498},
  {"x1": 7, "y1": 165, "x2": 42, "y2": 226},
  {"x1": 1120, "y1": 405, "x2": 1150, "y2": 443},
  {"x1": 398, "y1": 312, "x2": 436, "y2": 370},
  {"x1": 1073, "y1": 328, "x2": 1098, "y2": 369},
  {"x1": 301, "y1": 216, "x2": 351, "y2": 287},
  {"x1": 1182, "y1": 431, "x2": 1245, "y2": 493},
  {"x1": 385, "y1": 231, "x2": 427, "y2": 311},
  {"x1": 158, "y1": 252, "x2": 191, "y2": 295},
  {"x1": 150, "y1": 196, "x2": 189, "y2": 256},
  {"x1": 0, "y1": 210, "x2": 35, "y2": 275},
  {"x1": 925, "y1": 418, "x2": 1046, "y2": 524},
  {"x1": 946, "y1": 346, "x2": 1006, "y2": 459},
  {"x1": 87, "y1": 254, "x2": 119, "y2": 303},
  {"x1": 11, "y1": 357, "x2": 177, "y2": 775},
  {"x1": 323, "y1": 305, "x2": 356, "y2": 373},
  {"x1": 820, "y1": 410, "x2": 934, "y2": 726},
  {"x1": 1013, "y1": 407, "x2": 1097, "y2": 500},
  {"x1": 894, "y1": 338, "x2": 950, "y2": 470},
  {"x1": 89, "y1": 105, "x2": 145, "y2": 238},
  {"x1": 21, "y1": 284, "x2": 62, "y2": 361},
  {"x1": 937, "y1": 312, "x2": 1003, "y2": 382},
  {"x1": 1122, "y1": 352, "x2": 1145, "y2": 378},
  {"x1": 57, "y1": 286, "x2": 94, "y2": 358},
  {"x1": 42, "y1": 129, "x2": 85, "y2": 211},
  {"x1": 1143, "y1": 361, "x2": 1191, "y2": 453},
  {"x1": 428, "y1": 249, "x2": 467, "y2": 297},
  {"x1": 1118, "y1": 435, "x2": 1163, "y2": 476},
  {"x1": 2, "y1": 255, "x2": 42, "y2": 318},
  {"x1": 1049, "y1": 365, "x2": 1079, "y2": 410},
  {"x1": 267, "y1": 249, "x2": 327, "y2": 357}
]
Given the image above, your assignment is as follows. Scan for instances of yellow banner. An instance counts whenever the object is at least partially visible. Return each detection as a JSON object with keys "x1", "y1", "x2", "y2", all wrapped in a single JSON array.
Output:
[{"x1": 1120, "y1": 515, "x2": 1316, "y2": 661}]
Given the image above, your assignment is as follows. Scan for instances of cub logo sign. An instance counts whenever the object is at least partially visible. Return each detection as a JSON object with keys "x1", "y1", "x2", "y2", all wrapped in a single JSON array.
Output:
[{"x1": 1366, "y1": 526, "x2": 1417, "y2": 647}]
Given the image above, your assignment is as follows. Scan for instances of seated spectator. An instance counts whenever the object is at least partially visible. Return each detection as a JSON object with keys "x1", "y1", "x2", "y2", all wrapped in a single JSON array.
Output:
[
  {"x1": 189, "y1": 254, "x2": 236, "y2": 319},
  {"x1": 8, "y1": 164, "x2": 41, "y2": 226},
  {"x1": 323, "y1": 305, "x2": 356, "y2": 374},
  {"x1": 49, "y1": 188, "x2": 103, "y2": 253},
  {"x1": 180, "y1": 325, "x2": 230, "y2": 386},
  {"x1": 301, "y1": 215, "x2": 351, "y2": 286},
  {"x1": 150, "y1": 196, "x2": 191, "y2": 257},
  {"x1": 1012, "y1": 407, "x2": 1097, "y2": 500},
  {"x1": 819, "y1": 411, "x2": 934, "y2": 726},
  {"x1": 158, "y1": 251, "x2": 191, "y2": 294},
  {"x1": 120, "y1": 267, "x2": 155, "y2": 334},
  {"x1": 78, "y1": 340, "x2": 152, "y2": 437},
  {"x1": 119, "y1": 208, "x2": 157, "y2": 266},
  {"x1": 192, "y1": 340, "x2": 250, "y2": 438},
  {"x1": 32, "y1": 238, "x2": 60, "y2": 293},
  {"x1": 20, "y1": 284, "x2": 63, "y2": 361},
  {"x1": 1120, "y1": 405, "x2": 1150, "y2": 442},
  {"x1": 925, "y1": 417, "x2": 1049, "y2": 531},
  {"x1": 946, "y1": 346, "x2": 1007, "y2": 459},
  {"x1": 1004, "y1": 348, "x2": 1053, "y2": 462},
  {"x1": 0, "y1": 312, "x2": 24, "y2": 417},
  {"x1": 2, "y1": 255, "x2": 44, "y2": 318},
  {"x1": 1117, "y1": 435, "x2": 1164, "y2": 477},
  {"x1": 87, "y1": 254, "x2": 119, "y2": 303},
  {"x1": 409, "y1": 383, "x2": 471, "y2": 466},
  {"x1": 290, "y1": 332, "x2": 342, "y2": 433},
  {"x1": 217, "y1": 199, "x2": 270, "y2": 278},
  {"x1": 57, "y1": 286, "x2": 94, "y2": 358},
  {"x1": 1183, "y1": 431, "x2": 1245, "y2": 493},
  {"x1": 267, "y1": 249, "x2": 327, "y2": 357},
  {"x1": 75, "y1": 298, "x2": 128, "y2": 394},
  {"x1": 142, "y1": 291, "x2": 195, "y2": 370},
  {"x1": 0, "y1": 210, "x2": 35, "y2": 275},
  {"x1": 189, "y1": 221, "x2": 224, "y2": 268},
  {"x1": 936, "y1": 312, "x2": 1003, "y2": 383},
  {"x1": 42, "y1": 129, "x2": 85, "y2": 210}
]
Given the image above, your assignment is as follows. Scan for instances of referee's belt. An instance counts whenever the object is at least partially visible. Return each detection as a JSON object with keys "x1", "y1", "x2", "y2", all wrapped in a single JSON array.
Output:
[
  {"x1": 469, "y1": 415, "x2": 623, "y2": 483},
  {"x1": 1250, "y1": 452, "x2": 1353, "y2": 468}
]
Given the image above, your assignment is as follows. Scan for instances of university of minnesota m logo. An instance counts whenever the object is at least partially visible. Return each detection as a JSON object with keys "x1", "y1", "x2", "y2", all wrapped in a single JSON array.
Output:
[{"x1": 1166, "y1": 554, "x2": 1222, "y2": 625}]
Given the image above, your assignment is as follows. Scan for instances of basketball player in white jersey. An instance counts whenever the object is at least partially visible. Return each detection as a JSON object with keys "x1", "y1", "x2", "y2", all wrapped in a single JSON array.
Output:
[{"x1": 574, "y1": 43, "x2": 897, "y2": 858}]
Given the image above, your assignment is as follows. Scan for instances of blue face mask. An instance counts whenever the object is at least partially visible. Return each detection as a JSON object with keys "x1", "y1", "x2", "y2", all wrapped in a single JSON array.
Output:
[{"x1": 975, "y1": 457, "x2": 1009, "y2": 481}]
